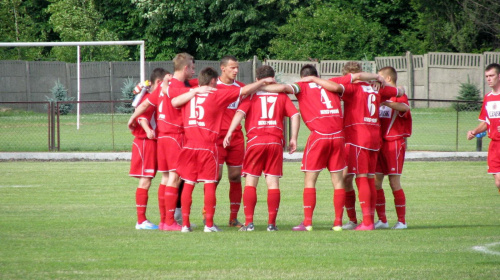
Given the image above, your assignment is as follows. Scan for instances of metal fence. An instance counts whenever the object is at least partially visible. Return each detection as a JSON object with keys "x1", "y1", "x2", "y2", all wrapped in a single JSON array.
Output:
[{"x1": 0, "y1": 99, "x2": 488, "y2": 153}]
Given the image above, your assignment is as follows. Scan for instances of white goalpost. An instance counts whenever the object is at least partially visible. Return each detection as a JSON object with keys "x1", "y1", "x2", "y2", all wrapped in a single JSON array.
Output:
[{"x1": 0, "y1": 41, "x2": 146, "y2": 129}]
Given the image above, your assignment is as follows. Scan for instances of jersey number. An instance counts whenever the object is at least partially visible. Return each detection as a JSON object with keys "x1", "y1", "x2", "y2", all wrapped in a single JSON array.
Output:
[
  {"x1": 320, "y1": 89, "x2": 333, "y2": 109},
  {"x1": 259, "y1": 96, "x2": 277, "y2": 119},
  {"x1": 189, "y1": 97, "x2": 206, "y2": 120},
  {"x1": 367, "y1": 93, "x2": 377, "y2": 116}
]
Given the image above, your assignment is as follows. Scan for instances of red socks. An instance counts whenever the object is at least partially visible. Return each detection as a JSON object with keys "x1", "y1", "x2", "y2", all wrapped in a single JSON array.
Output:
[
  {"x1": 243, "y1": 186, "x2": 257, "y2": 226},
  {"x1": 345, "y1": 189, "x2": 357, "y2": 223},
  {"x1": 393, "y1": 189, "x2": 406, "y2": 224},
  {"x1": 368, "y1": 178, "x2": 377, "y2": 223},
  {"x1": 267, "y1": 189, "x2": 280, "y2": 226},
  {"x1": 181, "y1": 183, "x2": 195, "y2": 227},
  {"x1": 135, "y1": 188, "x2": 148, "y2": 224},
  {"x1": 164, "y1": 186, "x2": 178, "y2": 225},
  {"x1": 303, "y1": 188, "x2": 316, "y2": 226},
  {"x1": 204, "y1": 183, "x2": 217, "y2": 227},
  {"x1": 158, "y1": 184, "x2": 166, "y2": 224},
  {"x1": 376, "y1": 189, "x2": 387, "y2": 223},
  {"x1": 333, "y1": 189, "x2": 345, "y2": 227},
  {"x1": 229, "y1": 182, "x2": 242, "y2": 221},
  {"x1": 355, "y1": 177, "x2": 373, "y2": 226}
]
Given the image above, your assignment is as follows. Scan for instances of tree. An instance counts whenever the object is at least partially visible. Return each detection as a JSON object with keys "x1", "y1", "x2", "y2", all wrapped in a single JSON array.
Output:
[
  {"x1": 46, "y1": 0, "x2": 129, "y2": 62},
  {"x1": 132, "y1": 0, "x2": 312, "y2": 60},
  {"x1": 269, "y1": 3, "x2": 388, "y2": 60}
]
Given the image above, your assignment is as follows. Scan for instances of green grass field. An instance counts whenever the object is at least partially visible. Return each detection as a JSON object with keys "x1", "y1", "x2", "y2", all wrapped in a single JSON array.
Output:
[{"x1": 0, "y1": 161, "x2": 498, "y2": 279}]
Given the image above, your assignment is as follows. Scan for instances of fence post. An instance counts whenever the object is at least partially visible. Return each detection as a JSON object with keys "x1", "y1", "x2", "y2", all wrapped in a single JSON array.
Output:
[
  {"x1": 406, "y1": 51, "x2": 414, "y2": 107},
  {"x1": 476, "y1": 136, "x2": 483, "y2": 151},
  {"x1": 50, "y1": 102, "x2": 56, "y2": 151}
]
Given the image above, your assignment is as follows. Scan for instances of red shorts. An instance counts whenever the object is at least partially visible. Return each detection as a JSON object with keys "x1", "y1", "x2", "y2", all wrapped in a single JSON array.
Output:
[
  {"x1": 376, "y1": 139, "x2": 406, "y2": 175},
  {"x1": 129, "y1": 138, "x2": 157, "y2": 178},
  {"x1": 157, "y1": 134, "x2": 183, "y2": 173},
  {"x1": 176, "y1": 141, "x2": 219, "y2": 183},
  {"x1": 217, "y1": 130, "x2": 244, "y2": 166},
  {"x1": 487, "y1": 140, "x2": 500, "y2": 174},
  {"x1": 346, "y1": 145, "x2": 378, "y2": 175},
  {"x1": 301, "y1": 131, "x2": 345, "y2": 172},
  {"x1": 242, "y1": 135, "x2": 283, "y2": 177}
]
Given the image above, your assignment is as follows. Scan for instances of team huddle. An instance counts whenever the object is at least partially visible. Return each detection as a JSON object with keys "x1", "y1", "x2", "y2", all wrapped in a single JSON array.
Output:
[{"x1": 127, "y1": 53, "x2": 412, "y2": 232}]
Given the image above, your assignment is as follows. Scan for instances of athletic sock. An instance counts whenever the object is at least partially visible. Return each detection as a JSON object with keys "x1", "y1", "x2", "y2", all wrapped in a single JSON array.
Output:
[
  {"x1": 229, "y1": 181, "x2": 242, "y2": 221},
  {"x1": 368, "y1": 178, "x2": 377, "y2": 224},
  {"x1": 345, "y1": 189, "x2": 357, "y2": 223},
  {"x1": 181, "y1": 182, "x2": 195, "y2": 227},
  {"x1": 158, "y1": 184, "x2": 166, "y2": 224},
  {"x1": 135, "y1": 188, "x2": 148, "y2": 224},
  {"x1": 376, "y1": 189, "x2": 387, "y2": 223},
  {"x1": 204, "y1": 183, "x2": 217, "y2": 228},
  {"x1": 393, "y1": 189, "x2": 406, "y2": 224},
  {"x1": 267, "y1": 189, "x2": 281, "y2": 226},
  {"x1": 164, "y1": 186, "x2": 178, "y2": 225},
  {"x1": 355, "y1": 177, "x2": 372, "y2": 226},
  {"x1": 303, "y1": 188, "x2": 316, "y2": 227},
  {"x1": 333, "y1": 189, "x2": 346, "y2": 227},
  {"x1": 243, "y1": 186, "x2": 257, "y2": 226}
]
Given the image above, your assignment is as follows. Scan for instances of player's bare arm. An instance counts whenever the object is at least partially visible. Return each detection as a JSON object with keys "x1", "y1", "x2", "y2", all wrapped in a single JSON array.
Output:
[
  {"x1": 138, "y1": 118, "x2": 155, "y2": 139},
  {"x1": 297, "y1": 76, "x2": 343, "y2": 93},
  {"x1": 351, "y1": 72, "x2": 387, "y2": 87},
  {"x1": 382, "y1": 101, "x2": 410, "y2": 113},
  {"x1": 127, "y1": 101, "x2": 151, "y2": 129},
  {"x1": 223, "y1": 111, "x2": 245, "y2": 148},
  {"x1": 260, "y1": 83, "x2": 294, "y2": 94},
  {"x1": 288, "y1": 114, "x2": 300, "y2": 154},
  {"x1": 170, "y1": 86, "x2": 216, "y2": 108},
  {"x1": 467, "y1": 121, "x2": 488, "y2": 140},
  {"x1": 240, "y1": 77, "x2": 276, "y2": 97}
]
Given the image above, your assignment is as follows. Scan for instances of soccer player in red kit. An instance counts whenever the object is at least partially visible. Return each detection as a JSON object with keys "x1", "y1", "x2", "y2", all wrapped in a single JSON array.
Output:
[
  {"x1": 129, "y1": 68, "x2": 168, "y2": 230},
  {"x1": 171, "y1": 67, "x2": 275, "y2": 233},
  {"x1": 467, "y1": 63, "x2": 500, "y2": 194},
  {"x1": 223, "y1": 65, "x2": 300, "y2": 232},
  {"x1": 304, "y1": 62, "x2": 403, "y2": 230},
  {"x1": 215, "y1": 55, "x2": 246, "y2": 228},
  {"x1": 128, "y1": 53, "x2": 205, "y2": 231},
  {"x1": 259, "y1": 64, "x2": 346, "y2": 231},
  {"x1": 374, "y1": 66, "x2": 412, "y2": 230}
]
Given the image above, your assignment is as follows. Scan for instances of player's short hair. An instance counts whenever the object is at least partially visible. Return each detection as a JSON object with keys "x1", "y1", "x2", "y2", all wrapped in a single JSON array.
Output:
[
  {"x1": 485, "y1": 63, "x2": 500, "y2": 74},
  {"x1": 149, "y1": 68, "x2": 169, "y2": 83},
  {"x1": 256, "y1": 65, "x2": 275, "y2": 80},
  {"x1": 220, "y1": 55, "x2": 238, "y2": 66},
  {"x1": 378, "y1": 66, "x2": 397, "y2": 83},
  {"x1": 198, "y1": 67, "x2": 219, "y2": 86},
  {"x1": 173, "y1": 53, "x2": 194, "y2": 71},
  {"x1": 342, "y1": 61, "x2": 362, "y2": 76},
  {"x1": 300, "y1": 64, "x2": 319, "y2": 78}
]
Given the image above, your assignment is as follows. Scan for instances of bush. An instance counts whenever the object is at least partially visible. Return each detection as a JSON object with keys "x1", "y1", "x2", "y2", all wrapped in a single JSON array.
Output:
[
  {"x1": 45, "y1": 80, "x2": 74, "y2": 115},
  {"x1": 454, "y1": 77, "x2": 482, "y2": 112},
  {"x1": 116, "y1": 77, "x2": 136, "y2": 114}
]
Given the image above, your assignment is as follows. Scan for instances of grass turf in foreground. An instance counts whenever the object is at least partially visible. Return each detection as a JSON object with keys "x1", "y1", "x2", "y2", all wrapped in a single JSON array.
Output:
[{"x1": 0, "y1": 161, "x2": 498, "y2": 279}]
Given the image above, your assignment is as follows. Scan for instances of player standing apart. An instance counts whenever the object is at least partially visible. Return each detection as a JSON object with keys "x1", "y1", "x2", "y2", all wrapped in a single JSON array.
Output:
[
  {"x1": 172, "y1": 67, "x2": 275, "y2": 233},
  {"x1": 467, "y1": 63, "x2": 500, "y2": 194},
  {"x1": 224, "y1": 65, "x2": 300, "y2": 232},
  {"x1": 130, "y1": 68, "x2": 168, "y2": 230},
  {"x1": 214, "y1": 55, "x2": 246, "y2": 228},
  {"x1": 373, "y1": 66, "x2": 412, "y2": 230}
]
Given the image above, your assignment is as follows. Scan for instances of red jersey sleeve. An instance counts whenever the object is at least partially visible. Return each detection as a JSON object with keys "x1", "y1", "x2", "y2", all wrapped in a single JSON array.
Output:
[
  {"x1": 236, "y1": 96, "x2": 252, "y2": 115},
  {"x1": 146, "y1": 85, "x2": 161, "y2": 107},
  {"x1": 479, "y1": 96, "x2": 488, "y2": 122},
  {"x1": 284, "y1": 94, "x2": 299, "y2": 117},
  {"x1": 379, "y1": 86, "x2": 398, "y2": 102}
]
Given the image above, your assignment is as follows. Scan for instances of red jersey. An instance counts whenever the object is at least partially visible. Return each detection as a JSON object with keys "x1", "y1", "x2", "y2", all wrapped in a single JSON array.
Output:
[
  {"x1": 333, "y1": 75, "x2": 398, "y2": 150},
  {"x1": 237, "y1": 91, "x2": 299, "y2": 141},
  {"x1": 479, "y1": 91, "x2": 500, "y2": 141},
  {"x1": 146, "y1": 78, "x2": 191, "y2": 136},
  {"x1": 216, "y1": 79, "x2": 245, "y2": 134},
  {"x1": 131, "y1": 92, "x2": 156, "y2": 139},
  {"x1": 290, "y1": 81, "x2": 343, "y2": 134},
  {"x1": 181, "y1": 88, "x2": 242, "y2": 144},
  {"x1": 379, "y1": 94, "x2": 412, "y2": 141}
]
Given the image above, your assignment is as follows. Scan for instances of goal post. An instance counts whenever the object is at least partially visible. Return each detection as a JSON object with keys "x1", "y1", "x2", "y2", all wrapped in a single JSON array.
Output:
[{"x1": 0, "y1": 41, "x2": 145, "y2": 129}]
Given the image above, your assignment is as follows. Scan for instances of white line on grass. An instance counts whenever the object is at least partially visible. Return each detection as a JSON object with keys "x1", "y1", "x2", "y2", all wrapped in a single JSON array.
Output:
[
  {"x1": 0, "y1": 185, "x2": 39, "y2": 188},
  {"x1": 472, "y1": 242, "x2": 500, "y2": 256}
]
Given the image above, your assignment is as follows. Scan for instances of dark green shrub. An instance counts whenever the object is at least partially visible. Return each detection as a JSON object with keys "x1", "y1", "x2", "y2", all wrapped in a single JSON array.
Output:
[
  {"x1": 46, "y1": 80, "x2": 74, "y2": 115},
  {"x1": 116, "y1": 77, "x2": 137, "y2": 114},
  {"x1": 454, "y1": 77, "x2": 482, "y2": 112}
]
